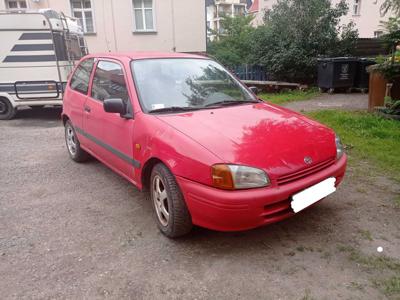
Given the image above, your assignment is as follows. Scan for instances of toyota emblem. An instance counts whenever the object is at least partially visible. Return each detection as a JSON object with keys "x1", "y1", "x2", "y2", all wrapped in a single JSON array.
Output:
[{"x1": 304, "y1": 156, "x2": 313, "y2": 165}]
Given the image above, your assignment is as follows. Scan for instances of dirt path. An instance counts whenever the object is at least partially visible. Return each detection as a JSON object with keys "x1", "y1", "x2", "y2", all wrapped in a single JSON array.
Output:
[
  {"x1": 0, "y1": 107, "x2": 399, "y2": 299},
  {"x1": 282, "y1": 93, "x2": 368, "y2": 112}
]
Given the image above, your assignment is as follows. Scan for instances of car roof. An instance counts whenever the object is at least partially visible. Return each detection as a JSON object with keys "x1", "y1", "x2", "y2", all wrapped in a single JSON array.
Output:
[{"x1": 86, "y1": 51, "x2": 209, "y2": 61}]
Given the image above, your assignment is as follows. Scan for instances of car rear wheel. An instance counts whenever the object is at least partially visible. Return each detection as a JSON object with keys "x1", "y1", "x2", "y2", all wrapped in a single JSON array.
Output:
[
  {"x1": 150, "y1": 163, "x2": 192, "y2": 238},
  {"x1": 0, "y1": 97, "x2": 16, "y2": 120},
  {"x1": 64, "y1": 120, "x2": 89, "y2": 162}
]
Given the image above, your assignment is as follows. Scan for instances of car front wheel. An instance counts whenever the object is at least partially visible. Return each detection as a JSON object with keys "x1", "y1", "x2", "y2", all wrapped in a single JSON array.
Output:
[
  {"x1": 64, "y1": 120, "x2": 89, "y2": 162},
  {"x1": 150, "y1": 163, "x2": 192, "y2": 238}
]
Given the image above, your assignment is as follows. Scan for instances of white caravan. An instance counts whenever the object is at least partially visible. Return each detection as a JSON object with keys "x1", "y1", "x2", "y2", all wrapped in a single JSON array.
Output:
[{"x1": 0, "y1": 9, "x2": 87, "y2": 119}]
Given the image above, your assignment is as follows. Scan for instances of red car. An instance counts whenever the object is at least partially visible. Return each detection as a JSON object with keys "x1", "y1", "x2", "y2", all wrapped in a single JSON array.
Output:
[{"x1": 62, "y1": 52, "x2": 347, "y2": 238}]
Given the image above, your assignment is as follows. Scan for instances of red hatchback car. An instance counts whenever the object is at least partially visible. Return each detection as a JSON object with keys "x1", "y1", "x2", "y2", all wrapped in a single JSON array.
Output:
[{"x1": 62, "y1": 52, "x2": 347, "y2": 238}]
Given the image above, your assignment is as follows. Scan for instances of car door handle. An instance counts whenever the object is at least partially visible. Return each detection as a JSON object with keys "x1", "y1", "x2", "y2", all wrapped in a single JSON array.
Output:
[{"x1": 84, "y1": 106, "x2": 91, "y2": 113}]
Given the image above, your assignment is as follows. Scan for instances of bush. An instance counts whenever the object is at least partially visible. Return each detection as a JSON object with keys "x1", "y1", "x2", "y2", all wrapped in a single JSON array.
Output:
[
  {"x1": 207, "y1": 15, "x2": 255, "y2": 66},
  {"x1": 250, "y1": 0, "x2": 358, "y2": 82}
]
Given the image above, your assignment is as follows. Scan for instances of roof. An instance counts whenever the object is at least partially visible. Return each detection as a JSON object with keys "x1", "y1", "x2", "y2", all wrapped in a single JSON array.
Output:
[
  {"x1": 248, "y1": 0, "x2": 259, "y2": 13},
  {"x1": 87, "y1": 52, "x2": 208, "y2": 60}
]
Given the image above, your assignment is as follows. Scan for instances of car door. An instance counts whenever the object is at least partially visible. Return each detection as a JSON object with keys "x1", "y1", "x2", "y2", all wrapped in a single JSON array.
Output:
[
  {"x1": 66, "y1": 58, "x2": 95, "y2": 134},
  {"x1": 82, "y1": 59, "x2": 136, "y2": 180}
]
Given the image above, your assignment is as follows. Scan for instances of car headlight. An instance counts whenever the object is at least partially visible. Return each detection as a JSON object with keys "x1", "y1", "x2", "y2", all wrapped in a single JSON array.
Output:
[
  {"x1": 212, "y1": 164, "x2": 270, "y2": 190},
  {"x1": 335, "y1": 134, "x2": 344, "y2": 159}
]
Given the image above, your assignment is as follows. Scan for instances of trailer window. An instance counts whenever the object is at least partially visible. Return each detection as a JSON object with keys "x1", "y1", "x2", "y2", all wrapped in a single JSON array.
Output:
[{"x1": 70, "y1": 58, "x2": 94, "y2": 95}]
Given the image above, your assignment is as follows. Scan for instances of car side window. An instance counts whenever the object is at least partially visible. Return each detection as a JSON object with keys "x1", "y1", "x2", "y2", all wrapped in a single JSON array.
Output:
[
  {"x1": 91, "y1": 60, "x2": 129, "y2": 103},
  {"x1": 70, "y1": 58, "x2": 94, "y2": 95}
]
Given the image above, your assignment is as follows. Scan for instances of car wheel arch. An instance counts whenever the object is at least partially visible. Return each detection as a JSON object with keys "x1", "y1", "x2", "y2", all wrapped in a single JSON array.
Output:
[
  {"x1": 141, "y1": 157, "x2": 165, "y2": 192},
  {"x1": 62, "y1": 114, "x2": 70, "y2": 126}
]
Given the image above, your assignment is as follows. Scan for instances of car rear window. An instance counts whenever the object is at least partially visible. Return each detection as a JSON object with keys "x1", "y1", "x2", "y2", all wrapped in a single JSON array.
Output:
[{"x1": 70, "y1": 58, "x2": 94, "y2": 95}]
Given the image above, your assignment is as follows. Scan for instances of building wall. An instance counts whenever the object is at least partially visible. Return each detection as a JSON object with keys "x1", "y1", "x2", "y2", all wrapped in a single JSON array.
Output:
[
  {"x1": 0, "y1": 0, "x2": 206, "y2": 53},
  {"x1": 331, "y1": 0, "x2": 393, "y2": 38}
]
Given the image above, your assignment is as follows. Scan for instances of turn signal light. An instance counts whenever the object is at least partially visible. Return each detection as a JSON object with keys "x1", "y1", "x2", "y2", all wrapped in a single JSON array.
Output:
[{"x1": 212, "y1": 164, "x2": 234, "y2": 190}]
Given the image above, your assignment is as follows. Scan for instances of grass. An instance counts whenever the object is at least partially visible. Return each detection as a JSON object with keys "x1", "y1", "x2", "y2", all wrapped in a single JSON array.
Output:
[
  {"x1": 338, "y1": 245, "x2": 400, "y2": 296},
  {"x1": 394, "y1": 195, "x2": 400, "y2": 209},
  {"x1": 358, "y1": 229, "x2": 373, "y2": 241},
  {"x1": 374, "y1": 276, "x2": 400, "y2": 296},
  {"x1": 337, "y1": 244, "x2": 400, "y2": 272},
  {"x1": 259, "y1": 87, "x2": 320, "y2": 105},
  {"x1": 307, "y1": 110, "x2": 400, "y2": 182}
]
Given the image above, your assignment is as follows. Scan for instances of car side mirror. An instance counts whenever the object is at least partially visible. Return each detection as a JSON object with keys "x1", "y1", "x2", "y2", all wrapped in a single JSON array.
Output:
[
  {"x1": 249, "y1": 86, "x2": 259, "y2": 95},
  {"x1": 103, "y1": 98, "x2": 127, "y2": 116}
]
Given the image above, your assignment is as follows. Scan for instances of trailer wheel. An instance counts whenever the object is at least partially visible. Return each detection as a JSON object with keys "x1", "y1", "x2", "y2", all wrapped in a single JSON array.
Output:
[{"x1": 0, "y1": 97, "x2": 16, "y2": 120}]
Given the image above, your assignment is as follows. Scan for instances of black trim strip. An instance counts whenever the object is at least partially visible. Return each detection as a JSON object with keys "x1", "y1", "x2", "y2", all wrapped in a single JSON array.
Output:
[
  {"x1": 3, "y1": 55, "x2": 56, "y2": 62},
  {"x1": 19, "y1": 32, "x2": 52, "y2": 40},
  {"x1": 0, "y1": 82, "x2": 65, "y2": 94},
  {"x1": 11, "y1": 44, "x2": 54, "y2": 51},
  {"x1": 75, "y1": 127, "x2": 141, "y2": 169},
  {"x1": 0, "y1": 29, "x2": 52, "y2": 32}
]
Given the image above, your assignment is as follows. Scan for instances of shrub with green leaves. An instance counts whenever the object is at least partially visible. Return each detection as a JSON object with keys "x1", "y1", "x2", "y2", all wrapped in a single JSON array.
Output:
[
  {"x1": 207, "y1": 15, "x2": 255, "y2": 67},
  {"x1": 250, "y1": 0, "x2": 358, "y2": 82}
]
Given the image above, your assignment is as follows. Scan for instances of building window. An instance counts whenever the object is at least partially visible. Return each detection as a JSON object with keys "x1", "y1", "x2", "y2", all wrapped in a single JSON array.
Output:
[
  {"x1": 234, "y1": 5, "x2": 244, "y2": 16},
  {"x1": 133, "y1": 0, "x2": 155, "y2": 32},
  {"x1": 71, "y1": 0, "x2": 95, "y2": 33},
  {"x1": 353, "y1": 0, "x2": 361, "y2": 15},
  {"x1": 5, "y1": 0, "x2": 27, "y2": 10},
  {"x1": 374, "y1": 31, "x2": 383, "y2": 38}
]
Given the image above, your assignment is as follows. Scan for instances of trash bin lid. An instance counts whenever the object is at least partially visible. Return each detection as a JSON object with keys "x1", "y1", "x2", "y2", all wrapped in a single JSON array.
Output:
[{"x1": 317, "y1": 57, "x2": 358, "y2": 62}]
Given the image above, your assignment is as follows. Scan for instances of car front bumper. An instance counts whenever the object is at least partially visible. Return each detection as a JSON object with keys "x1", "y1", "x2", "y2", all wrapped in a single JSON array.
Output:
[{"x1": 176, "y1": 155, "x2": 347, "y2": 232}]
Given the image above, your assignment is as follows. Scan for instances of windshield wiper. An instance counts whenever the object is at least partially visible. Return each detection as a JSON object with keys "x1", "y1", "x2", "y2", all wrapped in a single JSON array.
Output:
[
  {"x1": 205, "y1": 99, "x2": 260, "y2": 107},
  {"x1": 148, "y1": 106, "x2": 202, "y2": 114}
]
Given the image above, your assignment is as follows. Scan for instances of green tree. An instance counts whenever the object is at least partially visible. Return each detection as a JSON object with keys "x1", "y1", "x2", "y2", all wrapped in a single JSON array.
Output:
[
  {"x1": 207, "y1": 15, "x2": 255, "y2": 66},
  {"x1": 381, "y1": 0, "x2": 400, "y2": 16},
  {"x1": 250, "y1": 0, "x2": 358, "y2": 82}
]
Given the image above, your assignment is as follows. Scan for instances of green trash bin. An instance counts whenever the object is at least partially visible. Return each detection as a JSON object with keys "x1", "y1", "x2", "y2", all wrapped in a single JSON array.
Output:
[{"x1": 317, "y1": 57, "x2": 358, "y2": 93}]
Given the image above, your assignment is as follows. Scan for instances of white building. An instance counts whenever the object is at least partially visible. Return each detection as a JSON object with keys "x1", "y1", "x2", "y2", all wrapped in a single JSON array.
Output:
[
  {"x1": 0, "y1": 0, "x2": 207, "y2": 53},
  {"x1": 248, "y1": 0, "x2": 394, "y2": 38},
  {"x1": 206, "y1": 0, "x2": 248, "y2": 40}
]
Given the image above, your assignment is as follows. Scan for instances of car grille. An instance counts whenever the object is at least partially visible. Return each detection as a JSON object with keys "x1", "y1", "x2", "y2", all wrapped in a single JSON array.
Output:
[
  {"x1": 262, "y1": 198, "x2": 293, "y2": 221},
  {"x1": 276, "y1": 157, "x2": 336, "y2": 186}
]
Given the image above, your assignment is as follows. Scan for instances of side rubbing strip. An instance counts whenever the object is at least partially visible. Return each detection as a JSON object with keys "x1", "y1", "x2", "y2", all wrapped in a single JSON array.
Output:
[
  {"x1": 75, "y1": 127, "x2": 141, "y2": 169},
  {"x1": 11, "y1": 44, "x2": 54, "y2": 51},
  {"x1": 3, "y1": 55, "x2": 56, "y2": 62},
  {"x1": 19, "y1": 32, "x2": 52, "y2": 40}
]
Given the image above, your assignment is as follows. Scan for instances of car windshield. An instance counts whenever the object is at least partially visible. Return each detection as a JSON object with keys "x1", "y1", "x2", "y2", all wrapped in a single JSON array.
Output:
[{"x1": 131, "y1": 58, "x2": 257, "y2": 113}]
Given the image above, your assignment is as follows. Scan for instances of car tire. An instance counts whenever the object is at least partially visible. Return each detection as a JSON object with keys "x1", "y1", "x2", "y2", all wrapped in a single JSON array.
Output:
[
  {"x1": 150, "y1": 163, "x2": 193, "y2": 238},
  {"x1": 64, "y1": 120, "x2": 89, "y2": 162},
  {"x1": 0, "y1": 97, "x2": 16, "y2": 120}
]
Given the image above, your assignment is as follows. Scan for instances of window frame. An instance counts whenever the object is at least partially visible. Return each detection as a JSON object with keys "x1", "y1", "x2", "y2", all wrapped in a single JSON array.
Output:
[
  {"x1": 89, "y1": 59, "x2": 130, "y2": 105},
  {"x1": 69, "y1": 57, "x2": 95, "y2": 95},
  {"x1": 5, "y1": 0, "x2": 28, "y2": 10},
  {"x1": 374, "y1": 30, "x2": 383, "y2": 38},
  {"x1": 353, "y1": 0, "x2": 361, "y2": 16},
  {"x1": 70, "y1": 0, "x2": 96, "y2": 34},
  {"x1": 132, "y1": 0, "x2": 157, "y2": 33}
]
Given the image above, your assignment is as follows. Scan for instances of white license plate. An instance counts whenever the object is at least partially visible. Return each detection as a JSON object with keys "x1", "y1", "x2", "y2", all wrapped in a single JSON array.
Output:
[{"x1": 291, "y1": 177, "x2": 336, "y2": 213}]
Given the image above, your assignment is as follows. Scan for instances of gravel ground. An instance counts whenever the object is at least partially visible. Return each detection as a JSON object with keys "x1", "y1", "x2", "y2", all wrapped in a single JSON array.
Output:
[
  {"x1": 0, "y1": 104, "x2": 399, "y2": 299},
  {"x1": 281, "y1": 93, "x2": 368, "y2": 112}
]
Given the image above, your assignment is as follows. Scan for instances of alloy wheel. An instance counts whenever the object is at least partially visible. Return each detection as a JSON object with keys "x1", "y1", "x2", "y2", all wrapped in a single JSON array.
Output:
[
  {"x1": 152, "y1": 175, "x2": 170, "y2": 227},
  {"x1": 66, "y1": 125, "x2": 77, "y2": 156}
]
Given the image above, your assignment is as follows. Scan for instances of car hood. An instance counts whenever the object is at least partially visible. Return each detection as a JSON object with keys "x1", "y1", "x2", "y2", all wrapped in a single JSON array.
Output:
[{"x1": 155, "y1": 103, "x2": 336, "y2": 179}]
